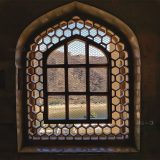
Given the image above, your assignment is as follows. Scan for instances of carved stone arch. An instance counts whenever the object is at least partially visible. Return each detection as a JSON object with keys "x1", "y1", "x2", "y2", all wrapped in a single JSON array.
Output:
[{"x1": 16, "y1": 1, "x2": 140, "y2": 152}]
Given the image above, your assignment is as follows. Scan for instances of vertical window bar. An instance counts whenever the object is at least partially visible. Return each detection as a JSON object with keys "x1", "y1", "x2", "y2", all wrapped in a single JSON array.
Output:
[
  {"x1": 107, "y1": 54, "x2": 111, "y2": 120},
  {"x1": 65, "y1": 43, "x2": 69, "y2": 120},
  {"x1": 86, "y1": 42, "x2": 90, "y2": 120},
  {"x1": 43, "y1": 53, "x2": 48, "y2": 121}
]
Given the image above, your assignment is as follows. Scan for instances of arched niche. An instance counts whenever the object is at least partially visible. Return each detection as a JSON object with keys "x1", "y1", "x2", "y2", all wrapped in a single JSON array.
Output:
[{"x1": 16, "y1": 1, "x2": 140, "y2": 152}]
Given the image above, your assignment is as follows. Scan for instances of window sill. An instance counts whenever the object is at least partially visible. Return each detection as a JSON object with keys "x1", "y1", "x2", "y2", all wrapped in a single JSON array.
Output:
[{"x1": 18, "y1": 145, "x2": 139, "y2": 153}]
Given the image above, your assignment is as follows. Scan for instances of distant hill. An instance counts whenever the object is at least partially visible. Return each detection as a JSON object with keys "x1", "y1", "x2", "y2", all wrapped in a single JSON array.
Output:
[{"x1": 47, "y1": 51, "x2": 107, "y2": 104}]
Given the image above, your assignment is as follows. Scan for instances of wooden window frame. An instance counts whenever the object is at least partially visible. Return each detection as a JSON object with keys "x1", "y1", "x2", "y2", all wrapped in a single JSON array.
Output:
[{"x1": 43, "y1": 35, "x2": 112, "y2": 124}]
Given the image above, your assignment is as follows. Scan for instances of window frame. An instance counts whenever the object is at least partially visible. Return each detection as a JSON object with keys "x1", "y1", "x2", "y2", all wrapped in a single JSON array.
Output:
[{"x1": 43, "y1": 35, "x2": 112, "y2": 124}]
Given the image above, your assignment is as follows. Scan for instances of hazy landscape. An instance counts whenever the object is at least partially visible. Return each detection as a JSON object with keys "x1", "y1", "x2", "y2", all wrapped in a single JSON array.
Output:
[{"x1": 47, "y1": 48, "x2": 108, "y2": 120}]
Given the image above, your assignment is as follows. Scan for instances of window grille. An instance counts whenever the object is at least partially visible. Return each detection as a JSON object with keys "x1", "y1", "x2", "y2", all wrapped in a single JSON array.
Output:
[
  {"x1": 44, "y1": 36, "x2": 111, "y2": 124},
  {"x1": 26, "y1": 16, "x2": 130, "y2": 141}
]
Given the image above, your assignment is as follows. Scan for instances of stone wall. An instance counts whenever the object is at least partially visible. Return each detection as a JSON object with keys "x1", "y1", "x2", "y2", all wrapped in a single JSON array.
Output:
[{"x1": 0, "y1": 0, "x2": 160, "y2": 159}]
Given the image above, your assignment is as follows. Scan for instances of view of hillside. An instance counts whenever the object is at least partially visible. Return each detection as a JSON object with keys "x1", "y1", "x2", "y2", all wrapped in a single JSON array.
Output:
[
  {"x1": 47, "y1": 50, "x2": 108, "y2": 120},
  {"x1": 47, "y1": 51, "x2": 107, "y2": 94}
]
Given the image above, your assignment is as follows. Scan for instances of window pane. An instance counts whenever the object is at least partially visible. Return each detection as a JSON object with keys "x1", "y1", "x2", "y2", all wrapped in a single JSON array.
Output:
[
  {"x1": 68, "y1": 39, "x2": 86, "y2": 64},
  {"x1": 90, "y1": 68, "x2": 107, "y2": 92},
  {"x1": 90, "y1": 96, "x2": 108, "y2": 119},
  {"x1": 48, "y1": 96, "x2": 65, "y2": 120},
  {"x1": 89, "y1": 45, "x2": 107, "y2": 64},
  {"x1": 47, "y1": 45, "x2": 64, "y2": 64},
  {"x1": 47, "y1": 68, "x2": 65, "y2": 92},
  {"x1": 68, "y1": 68, "x2": 86, "y2": 92},
  {"x1": 69, "y1": 95, "x2": 86, "y2": 119}
]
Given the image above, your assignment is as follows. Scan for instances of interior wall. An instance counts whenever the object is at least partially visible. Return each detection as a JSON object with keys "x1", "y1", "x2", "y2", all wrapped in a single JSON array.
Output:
[{"x1": 0, "y1": 0, "x2": 160, "y2": 159}]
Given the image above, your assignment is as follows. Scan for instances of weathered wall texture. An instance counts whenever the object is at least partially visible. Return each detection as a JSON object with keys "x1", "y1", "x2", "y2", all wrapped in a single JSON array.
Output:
[{"x1": 0, "y1": 0, "x2": 160, "y2": 159}]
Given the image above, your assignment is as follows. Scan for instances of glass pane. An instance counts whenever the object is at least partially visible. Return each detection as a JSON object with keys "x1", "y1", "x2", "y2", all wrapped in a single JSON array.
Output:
[
  {"x1": 48, "y1": 96, "x2": 65, "y2": 120},
  {"x1": 90, "y1": 68, "x2": 107, "y2": 92},
  {"x1": 47, "y1": 45, "x2": 64, "y2": 64},
  {"x1": 68, "y1": 39, "x2": 86, "y2": 64},
  {"x1": 47, "y1": 68, "x2": 65, "y2": 92},
  {"x1": 90, "y1": 96, "x2": 108, "y2": 119},
  {"x1": 69, "y1": 95, "x2": 86, "y2": 119},
  {"x1": 89, "y1": 45, "x2": 107, "y2": 64},
  {"x1": 68, "y1": 68, "x2": 86, "y2": 92}
]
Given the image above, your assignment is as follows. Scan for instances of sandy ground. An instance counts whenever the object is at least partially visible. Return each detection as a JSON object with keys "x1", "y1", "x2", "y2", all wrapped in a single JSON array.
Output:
[{"x1": 48, "y1": 103, "x2": 108, "y2": 119}]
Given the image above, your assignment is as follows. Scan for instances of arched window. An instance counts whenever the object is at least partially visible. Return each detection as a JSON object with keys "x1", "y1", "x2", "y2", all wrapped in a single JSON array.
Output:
[
  {"x1": 44, "y1": 36, "x2": 110, "y2": 123},
  {"x1": 16, "y1": 2, "x2": 140, "y2": 152}
]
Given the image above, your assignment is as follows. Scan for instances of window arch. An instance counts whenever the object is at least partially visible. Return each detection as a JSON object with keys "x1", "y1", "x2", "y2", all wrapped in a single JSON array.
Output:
[{"x1": 16, "y1": 2, "x2": 140, "y2": 152}]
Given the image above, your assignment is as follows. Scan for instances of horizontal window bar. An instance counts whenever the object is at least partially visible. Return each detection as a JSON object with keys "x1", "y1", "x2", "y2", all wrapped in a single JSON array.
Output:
[
  {"x1": 47, "y1": 92, "x2": 109, "y2": 95},
  {"x1": 44, "y1": 119, "x2": 110, "y2": 124},
  {"x1": 46, "y1": 64, "x2": 108, "y2": 68}
]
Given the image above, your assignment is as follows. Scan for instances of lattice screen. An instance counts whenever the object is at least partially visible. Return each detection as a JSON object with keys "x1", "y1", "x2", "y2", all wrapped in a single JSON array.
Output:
[{"x1": 26, "y1": 16, "x2": 129, "y2": 140}]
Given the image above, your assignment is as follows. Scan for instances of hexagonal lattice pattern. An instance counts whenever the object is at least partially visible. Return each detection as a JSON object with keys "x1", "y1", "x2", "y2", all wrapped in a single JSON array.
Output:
[{"x1": 26, "y1": 16, "x2": 129, "y2": 140}]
